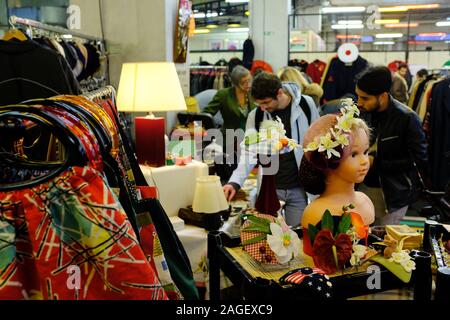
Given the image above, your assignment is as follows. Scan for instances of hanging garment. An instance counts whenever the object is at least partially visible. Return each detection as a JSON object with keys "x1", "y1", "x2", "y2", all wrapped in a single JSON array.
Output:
[
  {"x1": 242, "y1": 38, "x2": 255, "y2": 70},
  {"x1": 0, "y1": 166, "x2": 168, "y2": 300},
  {"x1": 0, "y1": 107, "x2": 168, "y2": 300},
  {"x1": 0, "y1": 40, "x2": 81, "y2": 105},
  {"x1": 321, "y1": 56, "x2": 368, "y2": 103},
  {"x1": 416, "y1": 80, "x2": 439, "y2": 122},
  {"x1": 250, "y1": 60, "x2": 273, "y2": 75},
  {"x1": 306, "y1": 59, "x2": 326, "y2": 84},
  {"x1": 84, "y1": 95, "x2": 195, "y2": 299},
  {"x1": 428, "y1": 78, "x2": 450, "y2": 191}
]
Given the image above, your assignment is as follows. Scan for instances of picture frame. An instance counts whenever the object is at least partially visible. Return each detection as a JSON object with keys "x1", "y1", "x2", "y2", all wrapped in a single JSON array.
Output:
[{"x1": 209, "y1": 40, "x2": 223, "y2": 51}]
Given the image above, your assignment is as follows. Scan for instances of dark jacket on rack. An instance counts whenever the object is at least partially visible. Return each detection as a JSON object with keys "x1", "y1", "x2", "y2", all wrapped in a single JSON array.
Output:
[
  {"x1": 362, "y1": 96, "x2": 428, "y2": 211},
  {"x1": 429, "y1": 78, "x2": 450, "y2": 191},
  {"x1": 322, "y1": 56, "x2": 368, "y2": 103},
  {"x1": 0, "y1": 39, "x2": 80, "y2": 105}
]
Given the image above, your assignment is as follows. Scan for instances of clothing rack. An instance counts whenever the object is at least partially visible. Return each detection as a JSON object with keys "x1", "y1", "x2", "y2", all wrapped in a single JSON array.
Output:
[
  {"x1": 9, "y1": 15, "x2": 103, "y2": 42},
  {"x1": 189, "y1": 65, "x2": 227, "y2": 69},
  {"x1": 82, "y1": 85, "x2": 116, "y2": 101}
]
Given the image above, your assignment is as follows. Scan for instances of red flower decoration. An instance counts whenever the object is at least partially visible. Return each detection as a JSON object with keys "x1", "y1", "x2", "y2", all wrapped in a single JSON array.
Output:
[{"x1": 312, "y1": 230, "x2": 353, "y2": 274}]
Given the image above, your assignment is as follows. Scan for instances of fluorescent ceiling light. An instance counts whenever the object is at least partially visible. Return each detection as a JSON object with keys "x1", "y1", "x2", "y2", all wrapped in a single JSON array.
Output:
[
  {"x1": 331, "y1": 24, "x2": 364, "y2": 29},
  {"x1": 374, "y1": 41, "x2": 395, "y2": 45},
  {"x1": 245, "y1": 10, "x2": 250, "y2": 16},
  {"x1": 338, "y1": 20, "x2": 363, "y2": 25},
  {"x1": 322, "y1": 6, "x2": 365, "y2": 14},
  {"x1": 375, "y1": 19, "x2": 400, "y2": 24},
  {"x1": 418, "y1": 32, "x2": 446, "y2": 37},
  {"x1": 385, "y1": 23, "x2": 419, "y2": 28},
  {"x1": 227, "y1": 27, "x2": 249, "y2": 33},
  {"x1": 225, "y1": 0, "x2": 249, "y2": 3},
  {"x1": 436, "y1": 21, "x2": 450, "y2": 27},
  {"x1": 194, "y1": 29, "x2": 210, "y2": 34},
  {"x1": 336, "y1": 34, "x2": 361, "y2": 39},
  {"x1": 206, "y1": 24, "x2": 219, "y2": 29},
  {"x1": 379, "y1": 6, "x2": 408, "y2": 12},
  {"x1": 380, "y1": 4, "x2": 439, "y2": 12},
  {"x1": 375, "y1": 33, "x2": 403, "y2": 38},
  {"x1": 61, "y1": 34, "x2": 73, "y2": 39},
  {"x1": 193, "y1": 12, "x2": 218, "y2": 19},
  {"x1": 406, "y1": 4, "x2": 439, "y2": 10},
  {"x1": 227, "y1": 23, "x2": 241, "y2": 28}
]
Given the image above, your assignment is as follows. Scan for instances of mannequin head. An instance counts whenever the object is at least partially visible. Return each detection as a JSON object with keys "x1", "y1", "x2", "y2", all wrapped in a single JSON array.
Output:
[{"x1": 299, "y1": 112, "x2": 370, "y2": 195}]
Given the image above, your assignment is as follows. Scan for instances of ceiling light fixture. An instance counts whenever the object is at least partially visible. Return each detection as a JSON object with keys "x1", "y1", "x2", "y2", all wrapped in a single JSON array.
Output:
[
  {"x1": 385, "y1": 23, "x2": 419, "y2": 28},
  {"x1": 436, "y1": 21, "x2": 450, "y2": 27},
  {"x1": 227, "y1": 23, "x2": 241, "y2": 28},
  {"x1": 380, "y1": 4, "x2": 439, "y2": 12},
  {"x1": 336, "y1": 34, "x2": 361, "y2": 39},
  {"x1": 322, "y1": 6, "x2": 365, "y2": 14},
  {"x1": 331, "y1": 24, "x2": 364, "y2": 29},
  {"x1": 375, "y1": 33, "x2": 403, "y2": 38},
  {"x1": 225, "y1": 0, "x2": 249, "y2": 3},
  {"x1": 194, "y1": 29, "x2": 211, "y2": 34},
  {"x1": 227, "y1": 27, "x2": 249, "y2": 33},
  {"x1": 374, "y1": 19, "x2": 400, "y2": 24},
  {"x1": 373, "y1": 41, "x2": 395, "y2": 45},
  {"x1": 337, "y1": 20, "x2": 363, "y2": 25}
]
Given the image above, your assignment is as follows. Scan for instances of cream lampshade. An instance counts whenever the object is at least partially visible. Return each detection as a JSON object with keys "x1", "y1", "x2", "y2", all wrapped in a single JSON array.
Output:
[
  {"x1": 192, "y1": 176, "x2": 228, "y2": 231},
  {"x1": 192, "y1": 176, "x2": 229, "y2": 214},
  {"x1": 116, "y1": 62, "x2": 187, "y2": 167}
]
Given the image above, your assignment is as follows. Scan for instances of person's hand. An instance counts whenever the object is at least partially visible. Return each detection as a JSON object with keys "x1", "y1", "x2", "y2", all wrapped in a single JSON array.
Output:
[{"x1": 223, "y1": 184, "x2": 237, "y2": 202}]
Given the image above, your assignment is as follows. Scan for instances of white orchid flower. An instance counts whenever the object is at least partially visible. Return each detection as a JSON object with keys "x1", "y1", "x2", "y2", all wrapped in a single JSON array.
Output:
[
  {"x1": 350, "y1": 244, "x2": 367, "y2": 266},
  {"x1": 402, "y1": 259, "x2": 416, "y2": 273},
  {"x1": 336, "y1": 113, "x2": 357, "y2": 133},
  {"x1": 267, "y1": 219, "x2": 300, "y2": 264},
  {"x1": 304, "y1": 140, "x2": 320, "y2": 152},
  {"x1": 318, "y1": 133, "x2": 341, "y2": 159},
  {"x1": 330, "y1": 129, "x2": 350, "y2": 147},
  {"x1": 389, "y1": 250, "x2": 416, "y2": 273}
]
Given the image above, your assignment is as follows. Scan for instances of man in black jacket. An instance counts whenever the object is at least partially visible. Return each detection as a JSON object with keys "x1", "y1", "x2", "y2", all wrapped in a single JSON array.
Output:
[{"x1": 356, "y1": 66, "x2": 428, "y2": 225}]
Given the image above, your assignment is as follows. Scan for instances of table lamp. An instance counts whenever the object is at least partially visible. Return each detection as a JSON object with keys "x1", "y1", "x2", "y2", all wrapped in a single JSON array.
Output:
[
  {"x1": 117, "y1": 62, "x2": 187, "y2": 167},
  {"x1": 192, "y1": 176, "x2": 229, "y2": 231}
]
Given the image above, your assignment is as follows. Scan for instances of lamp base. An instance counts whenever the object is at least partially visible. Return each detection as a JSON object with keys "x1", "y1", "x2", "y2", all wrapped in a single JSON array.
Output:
[
  {"x1": 135, "y1": 116, "x2": 166, "y2": 167},
  {"x1": 178, "y1": 207, "x2": 224, "y2": 231}
]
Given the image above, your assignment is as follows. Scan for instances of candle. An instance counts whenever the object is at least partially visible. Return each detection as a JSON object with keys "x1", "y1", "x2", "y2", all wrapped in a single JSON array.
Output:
[{"x1": 135, "y1": 116, "x2": 166, "y2": 167}]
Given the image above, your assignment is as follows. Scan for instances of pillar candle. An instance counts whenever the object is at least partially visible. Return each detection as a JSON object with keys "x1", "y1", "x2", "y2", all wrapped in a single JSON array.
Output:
[{"x1": 135, "y1": 116, "x2": 166, "y2": 167}]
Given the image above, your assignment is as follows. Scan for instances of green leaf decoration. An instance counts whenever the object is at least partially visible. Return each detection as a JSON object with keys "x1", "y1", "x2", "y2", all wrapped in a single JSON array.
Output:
[
  {"x1": 307, "y1": 224, "x2": 320, "y2": 246},
  {"x1": 369, "y1": 254, "x2": 412, "y2": 283},
  {"x1": 321, "y1": 210, "x2": 334, "y2": 232},
  {"x1": 241, "y1": 234, "x2": 268, "y2": 246},
  {"x1": 242, "y1": 214, "x2": 271, "y2": 227},
  {"x1": 242, "y1": 224, "x2": 271, "y2": 234},
  {"x1": 337, "y1": 212, "x2": 351, "y2": 236}
]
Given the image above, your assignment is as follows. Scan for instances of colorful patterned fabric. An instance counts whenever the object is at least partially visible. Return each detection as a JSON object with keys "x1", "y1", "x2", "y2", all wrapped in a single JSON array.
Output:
[
  {"x1": 0, "y1": 166, "x2": 168, "y2": 300},
  {"x1": 240, "y1": 210, "x2": 278, "y2": 264},
  {"x1": 279, "y1": 267, "x2": 333, "y2": 299}
]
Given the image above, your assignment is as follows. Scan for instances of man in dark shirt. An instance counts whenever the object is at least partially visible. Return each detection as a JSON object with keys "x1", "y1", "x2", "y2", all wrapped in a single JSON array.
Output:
[
  {"x1": 356, "y1": 66, "x2": 428, "y2": 225},
  {"x1": 223, "y1": 73, "x2": 319, "y2": 227}
]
